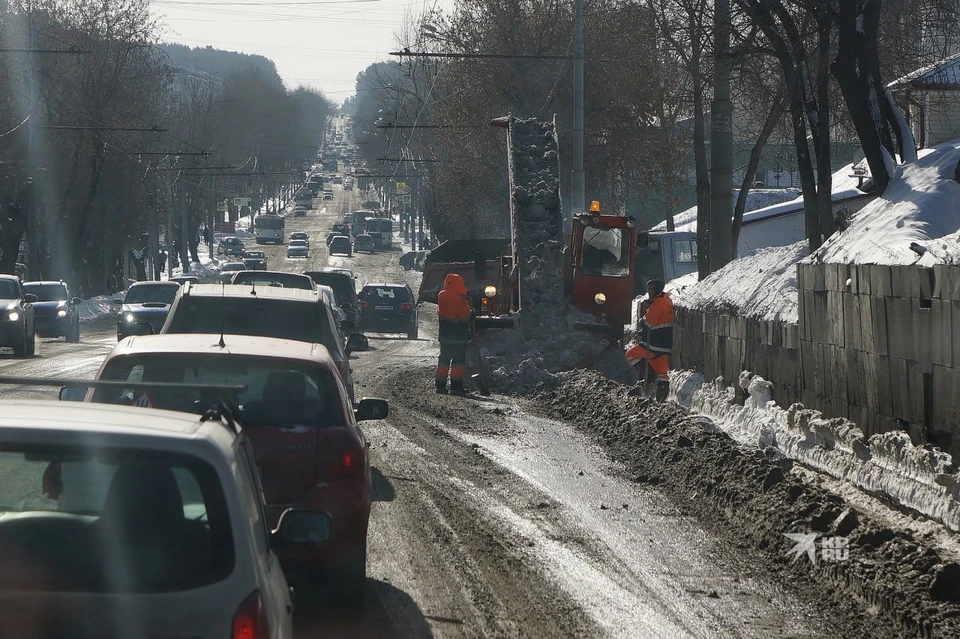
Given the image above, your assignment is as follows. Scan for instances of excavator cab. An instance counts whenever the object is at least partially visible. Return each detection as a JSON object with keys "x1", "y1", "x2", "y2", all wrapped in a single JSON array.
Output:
[{"x1": 570, "y1": 201, "x2": 638, "y2": 326}]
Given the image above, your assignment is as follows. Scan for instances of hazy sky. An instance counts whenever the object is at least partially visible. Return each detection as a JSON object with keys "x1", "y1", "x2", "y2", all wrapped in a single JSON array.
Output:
[{"x1": 151, "y1": 0, "x2": 444, "y2": 103}]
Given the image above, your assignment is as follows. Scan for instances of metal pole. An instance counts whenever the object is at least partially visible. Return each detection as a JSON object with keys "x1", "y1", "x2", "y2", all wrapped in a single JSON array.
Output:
[
  {"x1": 571, "y1": 0, "x2": 585, "y2": 234},
  {"x1": 208, "y1": 175, "x2": 215, "y2": 261},
  {"x1": 26, "y1": 15, "x2": 40, "y2": 282},
  {"x1": 180, "y1": 172, "x2": 189, "y2": 274},
  {"x1": 709, "y1": 0, "x2": 734, "y2": 271},
  {"x1": 166, "y1": 162, "x2": 175, "y2": 277}
]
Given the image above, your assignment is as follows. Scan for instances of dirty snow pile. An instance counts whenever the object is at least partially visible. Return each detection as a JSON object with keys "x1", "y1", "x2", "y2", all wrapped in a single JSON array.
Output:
[
  {"x1": 671, "y1": 241, "x2": 807, "y2": 323},
  {"x1": 813, "y1": 138, "x2": 960, "y2": 265},
  {"x1": 535, "y1": 369, "x2": 960, "y2": 637},
  {"x1": 653, "y1": 188, "x2": 801, "y2": 233},
  {"x1": 76, "y1": 294, "x2": 120, "y2": 322},
  {"x1": 507, "y1": 116, "x2": 566, "y2": 336},
  {"x1": 672, "y1": 369, "x2": 960, "y2": 532}
]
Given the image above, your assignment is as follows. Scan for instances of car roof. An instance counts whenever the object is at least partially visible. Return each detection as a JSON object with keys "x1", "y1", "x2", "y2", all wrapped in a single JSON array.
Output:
[
  {"x1": 23, "y1": 280, "x2": 65, "y2": 286},
  {"x1": 363, "y1": 282, "x2": 407, "y2": 289},
  {"x1": 131, "y1": 281, "x2": 179, "y2": 288},
  {"x1": 107, "y1": 333, "x2": 336, "y2": 366},
  {"x1": 0, "y1": 274, "x2": 20, "y2": 282},
  {"x1": 185, "y1": 283, "x2": 321, "y2": 303},
  {"x1": 0, "y1": 400, "x2": 230, "y2": 442}
]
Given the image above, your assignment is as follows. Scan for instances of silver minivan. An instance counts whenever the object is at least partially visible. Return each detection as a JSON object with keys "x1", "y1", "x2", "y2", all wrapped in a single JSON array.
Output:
[{"x1": 0, "y1": 399, "x2": 331, "y2": 638}]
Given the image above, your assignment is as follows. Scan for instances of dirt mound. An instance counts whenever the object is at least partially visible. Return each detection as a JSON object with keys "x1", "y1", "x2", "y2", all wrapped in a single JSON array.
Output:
[{"x1": 531, "y1": 369, "x2": 960, "y2": 638}]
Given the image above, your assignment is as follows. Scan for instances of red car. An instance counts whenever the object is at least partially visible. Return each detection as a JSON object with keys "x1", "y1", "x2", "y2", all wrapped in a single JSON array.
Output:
[{"x1": 83, "y1": 333, "x2": 388, "y2": 607}]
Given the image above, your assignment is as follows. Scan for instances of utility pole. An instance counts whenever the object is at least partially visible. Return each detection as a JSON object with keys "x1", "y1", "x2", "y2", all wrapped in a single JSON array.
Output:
[
  {"x1": 26, "y1": 15, "x2": 39, "y2": 281},
  {"x1": 571, "y1": 0, "x2": 585, "y2": 234},
  {"x1": 209, "y1": 175, "x2": 216, "y2": 260},
  {"x1": 709, "y1": 0, "x2": 734, "y2": 271},
  {"x1": 180, "y1": 171, "x2": 189, "y2": 274},
  {"x1": 166, "y1": 162, "x2": 175, "y2": 277}
]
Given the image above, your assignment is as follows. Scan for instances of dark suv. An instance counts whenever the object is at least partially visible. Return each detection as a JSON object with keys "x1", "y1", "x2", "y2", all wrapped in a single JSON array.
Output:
[
  {"x1": 304, "y1": 270, "x2": 359, "y2": 326},
  {"x1": 357, "y1": 283, "x2": 418, "y2": 339},
  {"x1": 23, "y1": 280, "x2": 82, "y2": 342},
  {"x1": 0, "y1": 275, "x2": 37, "y2": 357},
  {"x1": 161, "y1": 283, "x2": 357, "y2": 402}
]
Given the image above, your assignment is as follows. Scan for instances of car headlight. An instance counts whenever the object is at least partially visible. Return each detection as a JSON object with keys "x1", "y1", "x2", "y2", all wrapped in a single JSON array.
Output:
[
  {"x1": 594, "y1": 293, "x2": 607, "y2": 305},
  {"x1": 6, "y1": 311, "x2": 19, "y2": 322},
  {"x1": 57, "y1": 309, "x2": 68, "y2": 318},
  {"x1": 485, "y1": 285, "x2": 497, "y2": 298},
  {"x1": 123, "y1": 312, "x2": 136, "y2": 323}
]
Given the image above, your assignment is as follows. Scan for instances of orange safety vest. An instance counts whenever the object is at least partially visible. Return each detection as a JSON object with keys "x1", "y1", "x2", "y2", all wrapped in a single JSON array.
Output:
[
  {"x1": 642, "y1": 292, "x2": 674, "y2": 353},
  {"x1": 438, "y1": 274, "x2": 474, "y2": 344}
]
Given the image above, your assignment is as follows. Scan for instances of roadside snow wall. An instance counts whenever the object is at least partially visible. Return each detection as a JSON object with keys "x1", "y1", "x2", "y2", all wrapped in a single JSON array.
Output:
[{"x1": 506, "y1": 116, "x2": 565, "y2": 337}]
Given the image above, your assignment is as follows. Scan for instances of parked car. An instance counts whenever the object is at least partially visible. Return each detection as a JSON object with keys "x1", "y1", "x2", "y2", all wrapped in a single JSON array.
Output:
[
  {"x1": 23, "y1": 280, "x2": 81, "y2": 342},
  {"x1": 160, "y1": 284, "x2": 358, "y2": 403},
  {"x1": 290, "y1": 232, "x2": 310, "y2": 247},
  {"x1": 357, "y1": 283, "x2": 418, "y2": 339},
  {"x1": 169, "y1": 274, "x2": 200, "y2": 286},
  {"x1": 304, "y1": 269, "x2": 360, "y2": 327},
  {"x1": 115, "y1": 281, "x2": 180, "y2": 341},
  {"x1": 287, "y1": 240, "x2": 309, "y2": 258},
  {"x1": 329, "y1": 235, "x2": 352, "y2": 257},
  {"x1": 218, "y1": 262, "x2": 246, "y2": 284},
  {"x1": 354, "y1": 234, "x2": 375, "y2": 254},
  {"x1": 216, "y1": 236, "x2": 245, "y2": 257},
  {"x1": 0, "y1": 395, "x2": 328, "y2": 636},
  {"x1": 231, "y1": 270, "x2": 316, "y2": 290},
  {"x1": 84, "y1": 335, "x2": 383, "y2": 606},
  {"x1": 0, "y1": 275, "x2": 36, "y2": 357}
]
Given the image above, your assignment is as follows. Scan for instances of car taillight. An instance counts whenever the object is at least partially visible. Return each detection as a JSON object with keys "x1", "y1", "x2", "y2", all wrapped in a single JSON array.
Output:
[
  {"x1": 232, "y1": 590, "x2": 267, "y2": 639},
  {"x1": 359, "y1": 301, "x2": 369, "y2": 310},
  {"x1": 399, "y1": 302, "x2": 413, "y2": 311},
  {"x1": 321, "y1": 447, "x2": 365, "y2": 481}
]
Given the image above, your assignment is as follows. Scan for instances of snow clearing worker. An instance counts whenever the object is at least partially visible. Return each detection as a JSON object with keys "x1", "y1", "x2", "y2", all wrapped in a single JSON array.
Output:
[
  {"x1": 625, "y1": 279, "x2": 674, "y2": 401},
  {"x1": 437, "y1": 273, "x2": 475, "y2": 395}
]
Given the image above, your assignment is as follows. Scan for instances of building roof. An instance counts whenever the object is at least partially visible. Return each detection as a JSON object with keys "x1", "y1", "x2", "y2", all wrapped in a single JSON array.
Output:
[{"x1": 889, "y1": 52, "x2": 960, "y2": 91}]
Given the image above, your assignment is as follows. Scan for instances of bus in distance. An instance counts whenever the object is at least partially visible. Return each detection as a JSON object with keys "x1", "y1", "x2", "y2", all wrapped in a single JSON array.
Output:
[
  {"x1": 366, "y1": 217, "x2": 394, "y2": 247},
  {"x1": 254, "y1": 214, "x2": 285, "y2": 245}
]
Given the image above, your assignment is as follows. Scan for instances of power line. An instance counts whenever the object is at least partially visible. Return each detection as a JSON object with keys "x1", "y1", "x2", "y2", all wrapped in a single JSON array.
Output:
[
  {"x1": 390, "y1": 49, "x2": 575, "y2": 60},
  {"x1": 41, "y1": 125, "x2": 168, "y2": 132}
]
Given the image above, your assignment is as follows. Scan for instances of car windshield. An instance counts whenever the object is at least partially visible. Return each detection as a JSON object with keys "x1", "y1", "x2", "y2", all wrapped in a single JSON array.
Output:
[
  {"x1": 290, "y1": 240, "x2": 307, "y2": 247},
  {"x1": 165, "y1": 297, "x2": 335, "y2": 348},
  {"x1": 0, "y1": 446, "x2": 233, "y2": 593},
  {"x1": 223, "y1": 263, "x2": 244, "y2": 272},
  {"x1": 23, "y1": 283, "x2": 67, "y2": 301},
  {"x1": 124, "y1": 284, "x2": 179, "y2": 304},
  {"x1": 579, "y1": 227, "x2": 630, "y2": 277},
  {"x1": 0, "y1": 280, "x2": 19, "y2": 299},
  {"x1": 94, "y1": 354, "x2": 345, "y2": 428}
]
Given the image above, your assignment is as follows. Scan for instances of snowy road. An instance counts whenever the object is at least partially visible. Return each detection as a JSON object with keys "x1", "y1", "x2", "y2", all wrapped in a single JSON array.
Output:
[{"x1": 0, "y1": 176, "x2": 892, "y2": 638}]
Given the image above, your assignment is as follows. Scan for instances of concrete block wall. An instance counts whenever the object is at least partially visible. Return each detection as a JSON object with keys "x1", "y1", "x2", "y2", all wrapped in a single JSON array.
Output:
[{"x1": 673, "y1": 263, "x2": 960, "y2": 458}]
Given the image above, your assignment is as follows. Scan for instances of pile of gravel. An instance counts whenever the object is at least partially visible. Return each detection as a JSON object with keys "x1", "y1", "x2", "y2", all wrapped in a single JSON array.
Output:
[{"x1": 532, "y1": 369, "x2": 960, "y2": 638}]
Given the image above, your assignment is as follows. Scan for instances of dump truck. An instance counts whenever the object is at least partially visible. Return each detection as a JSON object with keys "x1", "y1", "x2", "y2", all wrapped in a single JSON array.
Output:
[{"x1": 417, "y1": 115, "x2": 644, "y2": 339}]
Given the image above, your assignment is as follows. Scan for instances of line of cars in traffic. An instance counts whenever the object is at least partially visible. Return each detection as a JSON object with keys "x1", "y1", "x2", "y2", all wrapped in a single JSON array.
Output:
[
  {"x1": 0, "y1": 237, "x2": 396, "y2": 635},
  {"x1": 0, "y1": 275, "x2": 84, "y2": 356}
]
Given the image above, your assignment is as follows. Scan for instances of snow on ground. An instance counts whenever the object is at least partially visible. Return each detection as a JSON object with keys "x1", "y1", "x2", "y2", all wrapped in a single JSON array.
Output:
[
  {"x1": 77, "y1": 293, "x2": 119, "y2": 323},
  {"x1": 671, "y1": 241, "x2": 807, "y2": 322},
  {"x1": 813, "y1": 138, "x2": 960, "y2": 265},
  {"x1": 671, "y1": 370, "x2": 960, "y2": 532},
  {"x1": 653, "y1": 188, "x2": 800, "y2": 233}
]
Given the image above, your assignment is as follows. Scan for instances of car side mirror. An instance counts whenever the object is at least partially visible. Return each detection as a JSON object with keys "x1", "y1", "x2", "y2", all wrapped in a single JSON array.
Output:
[
  {"x1": 113, "y1": 298, "x2": 123, "y2": 305},
  {"x1": 58, "y1": 386, "x2": 87, "y2": 402},
  {"x1": 355, "y1": 397, "x2": 388, "y2": 421},
  {"x1": 270, "y1": 509, "x2": 333, "y2": 547},
  {"x1": 636, "y1": 232, "x2": 650, "y2": 249},
  {"x1": 345, "y1": 332, "x2": 368, "y2": 356},
  {"x1": 340, "y1": 319, "x2": 356, "y2": 333},
  {"x1": 129, "y1": 322, "x2": 154, "y2": 336},
  {"x1": 70, "y1": 297, "x2": 82, "y2": 305},
  {"x1": 24, "y1": 293, "x2": 38, "y2": 303}
]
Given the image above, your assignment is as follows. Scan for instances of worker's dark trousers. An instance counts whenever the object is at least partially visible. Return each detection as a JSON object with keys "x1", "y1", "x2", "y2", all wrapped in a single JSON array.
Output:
[{"x1": 436, "y1": 342, "x2": 467, "y2": 392}]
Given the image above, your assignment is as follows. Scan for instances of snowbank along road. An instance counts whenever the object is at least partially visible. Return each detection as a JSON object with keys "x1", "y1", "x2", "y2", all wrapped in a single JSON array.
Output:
[{"x1": 0, "y1": 173, "x2": 903, "y2": 638}]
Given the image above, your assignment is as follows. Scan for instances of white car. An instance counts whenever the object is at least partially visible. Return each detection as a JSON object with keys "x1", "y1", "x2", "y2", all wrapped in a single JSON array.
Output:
[{"x1": 0, "y1": 397, "x2": 332, "y2": 638}]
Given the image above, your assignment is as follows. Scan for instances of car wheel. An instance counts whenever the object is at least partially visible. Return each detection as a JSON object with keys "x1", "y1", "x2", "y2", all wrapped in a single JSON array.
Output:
[
  {"x1": 12, "y1": 332, "x2": 26, "y2": 358},
  {"x1": 25, "y1": 330, "x2": 35, "y2": 356},
  {"x1": 328, "y1": 545, "x2": 366, "y2": 609},
  {"x1": 67, "y1": 320, "x2": 80, "y2": 343}
]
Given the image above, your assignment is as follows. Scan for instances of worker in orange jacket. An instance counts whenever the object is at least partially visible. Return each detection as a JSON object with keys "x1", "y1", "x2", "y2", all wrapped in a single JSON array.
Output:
[
  {"x1": 437, "y1": 273, "x2": 475, "y2": 395},
  {"x1": 625, "y1": 279, "x2": 674, "y2": 401}
]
